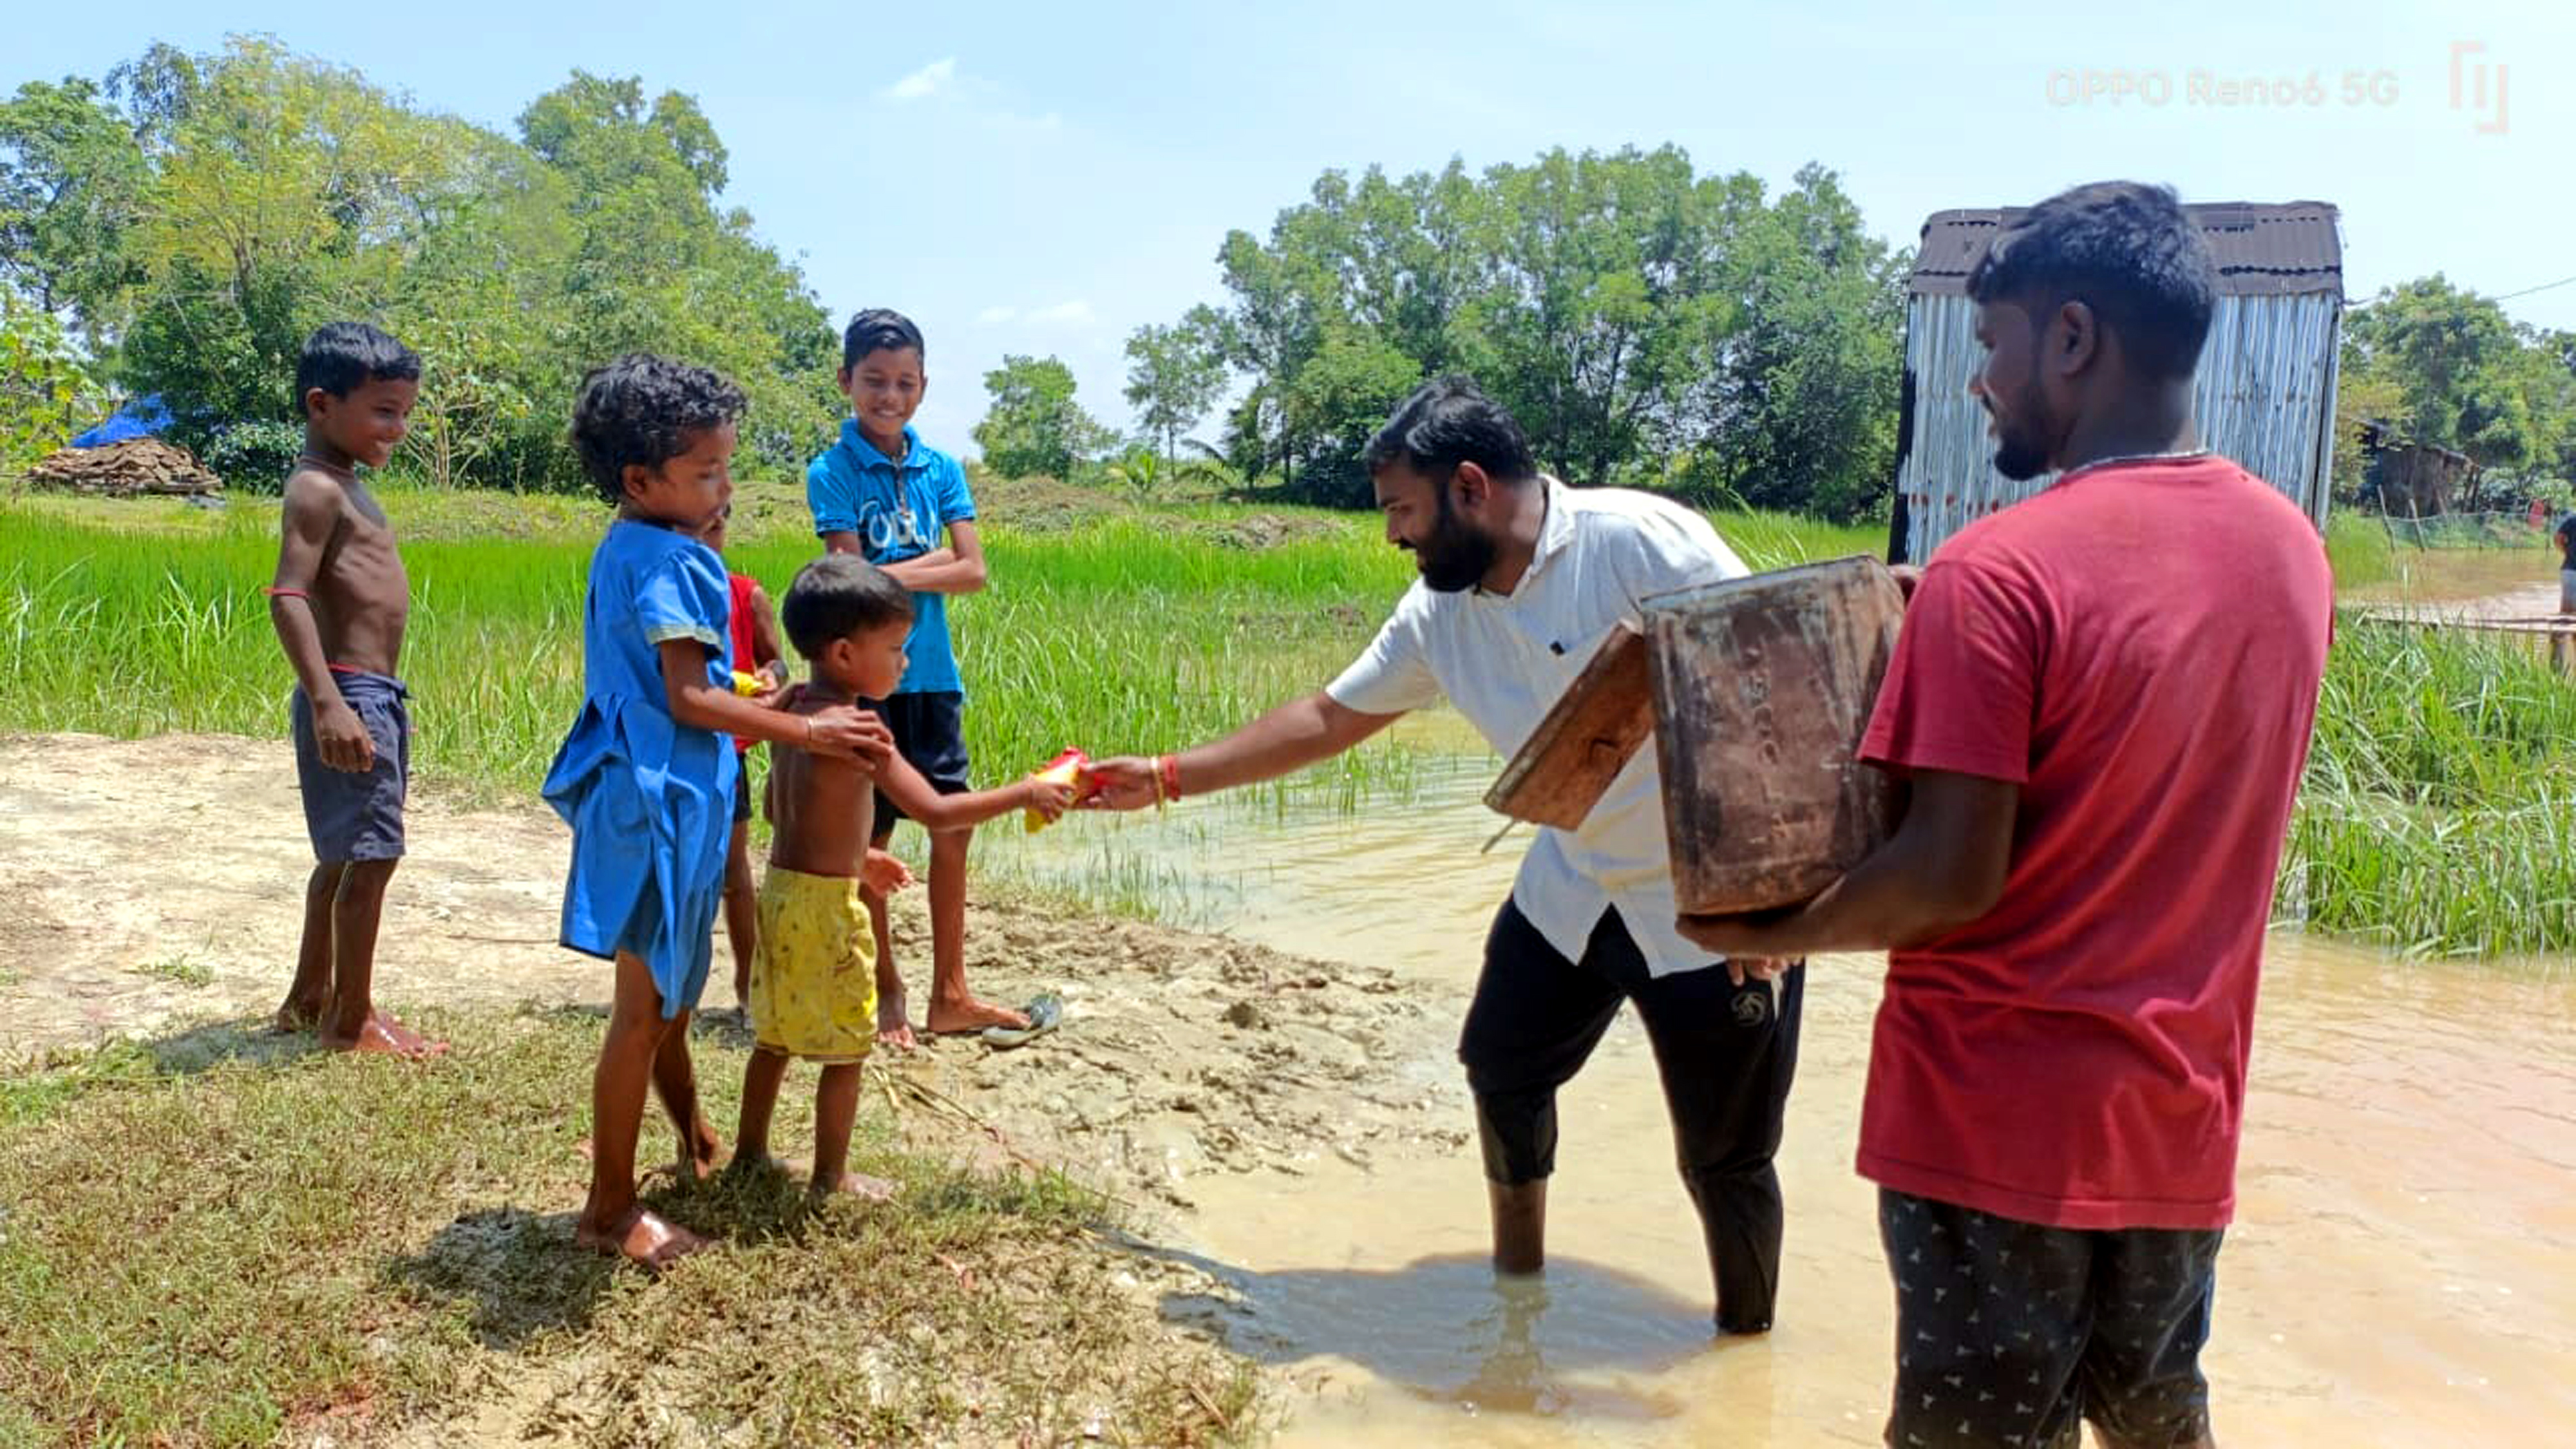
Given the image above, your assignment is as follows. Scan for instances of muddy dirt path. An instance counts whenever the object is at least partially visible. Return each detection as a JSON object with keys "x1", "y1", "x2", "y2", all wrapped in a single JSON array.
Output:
[{"x1": 0, "y1": 732, "x2": 1467, "y2": 1211}]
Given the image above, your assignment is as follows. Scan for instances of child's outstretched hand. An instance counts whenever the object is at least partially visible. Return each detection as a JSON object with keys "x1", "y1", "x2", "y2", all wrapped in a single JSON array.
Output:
[
  {"x1": 1023, "y1": 773, "x2": 1078, "y2": 822},
  {"x1": 803, "y1": 705, "x2": 895, "y2": 770},
  {"x1": 861, "y1": 848, "x2": 914, "y2": 895}
]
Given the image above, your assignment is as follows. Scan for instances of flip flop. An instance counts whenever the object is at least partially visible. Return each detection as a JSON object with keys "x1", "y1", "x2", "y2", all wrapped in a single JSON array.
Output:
[{"x1": 981, "y1": 992, "x2": 1063, "y2": 1050}]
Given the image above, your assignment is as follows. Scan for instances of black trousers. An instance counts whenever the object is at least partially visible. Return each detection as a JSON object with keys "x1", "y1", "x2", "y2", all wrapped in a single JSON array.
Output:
[{"x1": 1457, "y1": 898, "x2": 1804, "y2": 1333}]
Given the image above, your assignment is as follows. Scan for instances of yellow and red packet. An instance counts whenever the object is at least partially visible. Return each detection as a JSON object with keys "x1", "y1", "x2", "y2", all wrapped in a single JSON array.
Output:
[{"x1": 1026, "y1": 747, "x2": 1092, "y2": 833}]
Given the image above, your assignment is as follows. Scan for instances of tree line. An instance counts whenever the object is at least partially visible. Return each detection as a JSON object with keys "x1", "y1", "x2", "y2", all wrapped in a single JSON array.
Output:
[
  {"x1": 6, "y1": 38, "x2": 2571, "y2": 517},
  {"x1": 983, "y1": 149, "x2": 1909, "y2": 520},
  {"x1": 2336, "y1": 276, "x2": 2576, "y2": 509},
  {"x1": 0, "y1": 36, "x2": 838, "y2": 489}
]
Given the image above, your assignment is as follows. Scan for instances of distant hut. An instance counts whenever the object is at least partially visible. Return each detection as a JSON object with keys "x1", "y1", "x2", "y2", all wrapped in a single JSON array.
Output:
[
  {"x1": 2356, "y1": 421, "x2": 2475, "y2": 517},
  {"x1": 1888, "y1": 202, "x2": 2344, "y2": 565}
]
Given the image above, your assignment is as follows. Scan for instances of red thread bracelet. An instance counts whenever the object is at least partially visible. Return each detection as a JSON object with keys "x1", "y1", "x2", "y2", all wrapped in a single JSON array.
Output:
[{"x1": 1160, "y1": 753, "x2": 1182, "y2": 802}]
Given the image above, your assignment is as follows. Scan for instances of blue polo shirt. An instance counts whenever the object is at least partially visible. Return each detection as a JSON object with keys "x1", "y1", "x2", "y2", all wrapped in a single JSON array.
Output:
[{"x1": 804, "y1": 421, "x2": 977, "y2": 696}]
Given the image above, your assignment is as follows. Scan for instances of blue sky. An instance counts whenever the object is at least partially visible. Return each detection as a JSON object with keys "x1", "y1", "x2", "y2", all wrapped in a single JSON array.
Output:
[{"x1": 10, "y1": 1, "x2": 2570, "y2": 453}]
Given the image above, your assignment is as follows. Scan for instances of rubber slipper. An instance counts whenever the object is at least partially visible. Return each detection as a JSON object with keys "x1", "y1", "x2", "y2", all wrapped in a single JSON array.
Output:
[{"x1": 981, "y1": 992, "x2": 1063, "y2": 1049}]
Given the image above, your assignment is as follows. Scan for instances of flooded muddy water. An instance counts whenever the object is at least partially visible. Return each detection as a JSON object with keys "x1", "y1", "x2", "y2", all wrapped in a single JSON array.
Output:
[{"x1": 1087, "y1": 762, "x2": 2576, "y2": 1446}]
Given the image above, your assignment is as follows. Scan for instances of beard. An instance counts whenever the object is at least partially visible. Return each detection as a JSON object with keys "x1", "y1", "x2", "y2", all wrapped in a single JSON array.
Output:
[
  {"x1": 1412, "y1": 491, "x2": 1498, "y2": 592},
  {"x1": 1987, "y1": 377, "x2": 2055, "y2": 482}
]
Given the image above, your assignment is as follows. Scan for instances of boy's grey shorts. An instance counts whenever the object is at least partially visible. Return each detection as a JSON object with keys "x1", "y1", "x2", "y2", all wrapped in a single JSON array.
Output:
[{"x1": 289, "y1": 671, "x2": 410, "y2": 862}]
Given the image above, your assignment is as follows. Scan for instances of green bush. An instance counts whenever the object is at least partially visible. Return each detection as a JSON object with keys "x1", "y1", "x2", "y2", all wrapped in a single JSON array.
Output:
[{"x1": 200, "y1": 419, "x2": 309, "y2": 494}]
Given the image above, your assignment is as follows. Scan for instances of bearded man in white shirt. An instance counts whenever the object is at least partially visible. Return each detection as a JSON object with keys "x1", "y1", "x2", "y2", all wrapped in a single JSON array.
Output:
[{"x1": 1088, "y1": 375, "x2": 1803, "y2": 1335}]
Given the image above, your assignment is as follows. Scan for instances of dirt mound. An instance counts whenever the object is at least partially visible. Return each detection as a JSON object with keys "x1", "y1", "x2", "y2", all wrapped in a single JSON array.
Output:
[{"x1": 20, "y1": 437, "x2": 223, "y2": 497}]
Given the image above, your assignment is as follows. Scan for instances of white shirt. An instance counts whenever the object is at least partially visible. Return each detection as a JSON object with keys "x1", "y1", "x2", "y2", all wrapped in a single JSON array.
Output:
[{"x1": 1328, "y1": 477, "x2": 1749, "y2": 976}]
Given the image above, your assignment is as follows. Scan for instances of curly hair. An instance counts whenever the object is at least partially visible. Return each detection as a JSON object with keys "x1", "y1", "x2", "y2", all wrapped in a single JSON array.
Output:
[{"x1": 569, "y1": 354, "x2": 748, "y2": 504}]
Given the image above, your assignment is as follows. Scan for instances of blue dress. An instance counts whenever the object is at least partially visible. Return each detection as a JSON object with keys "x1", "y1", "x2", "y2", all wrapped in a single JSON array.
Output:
[{"x1": 542, "y1": 518, "x2": 739, "y2": 1017}]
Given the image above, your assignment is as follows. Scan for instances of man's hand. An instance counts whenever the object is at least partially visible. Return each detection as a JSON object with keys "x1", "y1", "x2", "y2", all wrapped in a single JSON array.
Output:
[
  {"x1": 1676, "y1": 904, "x2": 1803, "y2": 980},
  {"x1": 1723, "y1": 955, "x2": 1793, "y2": 987},
  {"x1": 803, "y1": 706, "x2": 895, "y2": 773},
  {"x1": 313, "y1": 697, "x2": 376, "y2": 773},
  {"x1": 1079, "y1": 755, "x2": 1162, "y2": 811},
  {"x1": 1890, "y1": 564, "x2": 1924, "y2": 603}
]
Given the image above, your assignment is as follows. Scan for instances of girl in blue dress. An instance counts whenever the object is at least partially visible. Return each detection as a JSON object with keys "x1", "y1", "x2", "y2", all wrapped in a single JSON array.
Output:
[{"x1": 544, "y1": 354, "x2": 891, "y2": 1270}]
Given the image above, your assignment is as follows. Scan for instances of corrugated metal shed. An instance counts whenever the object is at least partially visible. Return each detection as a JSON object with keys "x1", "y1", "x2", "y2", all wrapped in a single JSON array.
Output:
[{"x1": 1892, "y1": 202, "x2": 2344, "y2": 565}]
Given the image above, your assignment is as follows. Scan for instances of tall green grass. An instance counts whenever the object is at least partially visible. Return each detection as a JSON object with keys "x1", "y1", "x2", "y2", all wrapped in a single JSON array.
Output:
[
  {"x1": 0, "y1": 491, "x2": 1871, "y2": 804},
  {"x1": 1709, "y1": 507, "x2": 1889, "y2": 569},
  {"x1": 2324, "y1": 511, "x2": 2398, "y2": 590},
  {"x1": 0, "y1": 501, "x2": 1428, "y2": 812},
  {"x1": 2282, "y1": 618, "x2": 2576, "y2": 958},
  {"x1": 15, "y1": 493, "x2": 2564, "y2": 954}
]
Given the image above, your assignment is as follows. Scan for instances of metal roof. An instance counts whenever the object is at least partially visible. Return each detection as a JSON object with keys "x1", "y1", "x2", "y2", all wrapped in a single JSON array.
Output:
[{"x1": 1908, "y1": 201, "x2": 2343, "y2": 298}]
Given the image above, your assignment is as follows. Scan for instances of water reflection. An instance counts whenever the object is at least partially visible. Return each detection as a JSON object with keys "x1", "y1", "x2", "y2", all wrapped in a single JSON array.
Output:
[{"x1": 1151, "y1": 1247, "x2": 1717, "y2": 1423}]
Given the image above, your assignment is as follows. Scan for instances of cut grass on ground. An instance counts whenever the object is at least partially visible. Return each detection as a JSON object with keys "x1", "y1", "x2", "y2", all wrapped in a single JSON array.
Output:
[{"x1": 0, "y1": 1010, "x2": 1256, "y2": 1448}]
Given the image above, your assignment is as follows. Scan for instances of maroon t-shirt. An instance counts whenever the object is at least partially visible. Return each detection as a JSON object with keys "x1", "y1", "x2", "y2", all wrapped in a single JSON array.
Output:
[{"x1": 1856, "y1": 455, "x2": 2333, "y2": 1230}]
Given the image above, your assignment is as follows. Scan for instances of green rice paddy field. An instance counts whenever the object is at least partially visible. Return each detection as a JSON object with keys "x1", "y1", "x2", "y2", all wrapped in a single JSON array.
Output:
[{"x1": 0, "y1": 481, "x2": 2564, "y2": 959}]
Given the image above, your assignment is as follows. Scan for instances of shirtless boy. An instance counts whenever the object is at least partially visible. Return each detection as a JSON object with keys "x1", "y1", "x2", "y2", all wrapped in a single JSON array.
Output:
[
  {"x1": 265, "y1": 321, "x2": 442, "y2": 1059},
  {"x1": 731, "y1": 554, "x2": 1073, "y2": 1196}
]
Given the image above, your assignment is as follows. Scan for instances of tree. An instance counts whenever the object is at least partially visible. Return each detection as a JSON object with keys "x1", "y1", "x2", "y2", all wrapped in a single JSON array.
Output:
[
  {"x1": 0, "y1": 78, "x2": 148, "y2": 350},
  {"x1": 0, "y1": 292, "x2": 104, "y2": 472},
  {"x1": 1173, "y1": 146, "x2": 1904, "y2": 516},
  {"x1": 975, "y1": 354, "x2": 1110, "y2": 480},
  {"x1": 1280, "y1": 323, "x2": 1421, "y2": 506},
  {"x1": 0, "y1": 37, "x2": 842, "y2": 491},
  {"x1": 2345, "y1": 275, "x2": 2570, "y2": 477},
  {"x1": 1121, "y1": 307, "x2": 1226, "y2": 468},
  {"x1": 1689, "y1": 165, "x2": 1905, "y2": 518}
]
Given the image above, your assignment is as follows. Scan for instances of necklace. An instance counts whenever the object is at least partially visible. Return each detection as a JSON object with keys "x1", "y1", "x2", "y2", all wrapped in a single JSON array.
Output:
[
  {"x1": 295, "y1": 450, "x2": 357, "y2": 480},
  {"x1": 2057, "y1": 447, "x2": 2209, "y2": 482}
]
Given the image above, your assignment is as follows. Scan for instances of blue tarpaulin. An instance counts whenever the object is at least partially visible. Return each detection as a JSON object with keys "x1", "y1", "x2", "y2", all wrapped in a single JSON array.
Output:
[{"x1": 70, "y1": 395, "x2": 173, "y2": 448}]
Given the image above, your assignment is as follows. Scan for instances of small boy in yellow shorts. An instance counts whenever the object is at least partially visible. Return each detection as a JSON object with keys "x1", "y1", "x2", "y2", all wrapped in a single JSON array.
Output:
[{"x1": 732, "y1": 554, "x2": 1075, "y2": 1196}]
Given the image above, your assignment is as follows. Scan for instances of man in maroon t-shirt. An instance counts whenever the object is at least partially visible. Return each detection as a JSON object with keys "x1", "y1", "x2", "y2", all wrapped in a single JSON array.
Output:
[{"x1": 1679, "y1": 182, "x2": 2332, "y2": 1449}]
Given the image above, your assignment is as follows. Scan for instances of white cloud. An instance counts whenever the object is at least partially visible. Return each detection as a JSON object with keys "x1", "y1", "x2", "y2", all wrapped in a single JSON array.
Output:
[
  {"x1": 1027, "y1": 299, "x2": 1095, "y2": 326},
  {"x1": 975, "y1": 305, "x2": 1019, "y2": 325},
  {"x1": 884, "y1": 57, "x2": 956, "y2": 102}
]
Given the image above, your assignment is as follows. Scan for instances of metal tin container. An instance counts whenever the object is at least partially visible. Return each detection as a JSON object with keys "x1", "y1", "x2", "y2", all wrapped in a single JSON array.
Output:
[{"x1": 1644, "y1": 556, "x2": 1904, "y2": 914}]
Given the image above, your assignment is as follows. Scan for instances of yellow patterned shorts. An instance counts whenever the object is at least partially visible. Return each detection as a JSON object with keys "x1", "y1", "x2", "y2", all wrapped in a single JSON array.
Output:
[{"x1": 750, "y1": 866, "x2": 876, "y2": 1063}]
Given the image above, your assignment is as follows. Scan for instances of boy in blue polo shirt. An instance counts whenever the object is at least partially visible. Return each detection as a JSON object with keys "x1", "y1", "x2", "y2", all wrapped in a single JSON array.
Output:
[{"x1": 807, "y1": 308, "x2": 1025, "y2": 1046}]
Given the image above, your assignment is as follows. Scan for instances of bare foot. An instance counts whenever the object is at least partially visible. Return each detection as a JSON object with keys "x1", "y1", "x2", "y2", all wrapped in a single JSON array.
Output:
[
  {"x1": 320, "y1": 1011, "x2": 446, "y2": 1061},
  {"x1": 876, "y1": 991, "x2": 918, "y2": 1049},
  {"x1": 574, "y1": 1206, "x2": 708, "y2": 1272},
  {"x1": 375, "y1": 1011, "x2": 450, "y2": 1057},
  {"x1": 925, "y1": 996, "x2": 1030, "y2": 1036},
  {"x1": 813, "y1": 1170, "x2": 898, "y2": 1202}
]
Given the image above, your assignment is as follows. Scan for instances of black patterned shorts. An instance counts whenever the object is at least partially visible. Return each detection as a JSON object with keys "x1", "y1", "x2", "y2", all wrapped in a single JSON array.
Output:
[{"x1": 1880, "y1": 1189, "x2": 2222, "y2": 1449}]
